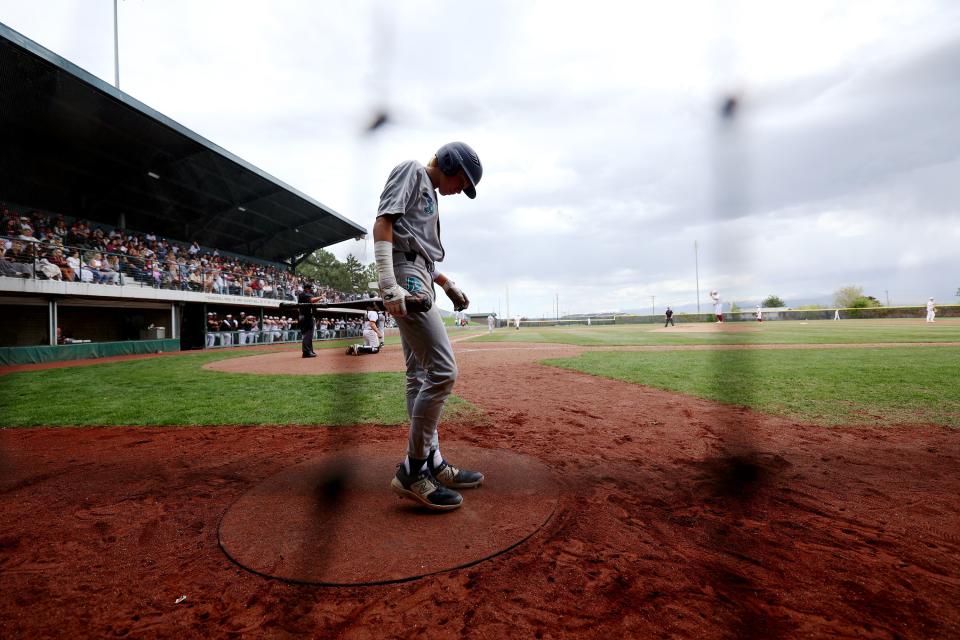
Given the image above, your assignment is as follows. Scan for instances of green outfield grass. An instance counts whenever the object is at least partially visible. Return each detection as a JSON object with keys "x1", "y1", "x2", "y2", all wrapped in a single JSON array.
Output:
[
  {"x1": 470, "y1": 319, "x2": 960, "y2": 346},
  {"x1": 0, "y1": 350, "x2": 476, "y2": 428},
  {"x1": 545, "y1": 346, "x2": 960, "y2": 427}
]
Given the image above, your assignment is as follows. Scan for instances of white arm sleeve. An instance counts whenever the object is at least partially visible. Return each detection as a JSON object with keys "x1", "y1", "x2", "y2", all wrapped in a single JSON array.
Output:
[{"x1": 374, "y1": 240, "x2": 397, "y2": 289}]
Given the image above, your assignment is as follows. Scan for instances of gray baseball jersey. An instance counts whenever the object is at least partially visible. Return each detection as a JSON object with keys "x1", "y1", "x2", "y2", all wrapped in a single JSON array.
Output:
[{"x1": 378, "y1": 160, "x2": 445, "y2": 263}]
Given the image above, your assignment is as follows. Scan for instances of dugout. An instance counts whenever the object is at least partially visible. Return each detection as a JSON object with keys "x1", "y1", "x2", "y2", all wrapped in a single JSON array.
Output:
[{"x1": 0, "y1": 23, "x2": 366, "y2": 364}]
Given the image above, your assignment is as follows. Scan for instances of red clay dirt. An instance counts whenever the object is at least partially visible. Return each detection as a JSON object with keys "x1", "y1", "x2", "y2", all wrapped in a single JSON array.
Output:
[
  {"x1": 1, "y1": 341, "x2": 959, "y2": 639},
  {"x1": 218, "y1": 444, "x2": 558, "y2": 585}
]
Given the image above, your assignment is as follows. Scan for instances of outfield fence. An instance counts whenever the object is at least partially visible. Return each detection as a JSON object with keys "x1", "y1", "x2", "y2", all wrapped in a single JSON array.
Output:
[{"x1": 524, "y1": 305, "x2": 959, "y2": 327}]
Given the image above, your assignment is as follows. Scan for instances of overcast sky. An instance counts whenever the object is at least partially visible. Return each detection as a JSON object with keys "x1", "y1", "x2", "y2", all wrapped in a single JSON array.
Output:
[{"x1": 2, "y1": 0, "x2": 958, "y2": 316}]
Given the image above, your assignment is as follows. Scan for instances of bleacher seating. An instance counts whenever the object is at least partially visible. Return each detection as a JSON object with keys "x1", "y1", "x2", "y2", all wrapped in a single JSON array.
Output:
[{"x1": 0, "y1": 203, "x2": 368, "y2": 304}]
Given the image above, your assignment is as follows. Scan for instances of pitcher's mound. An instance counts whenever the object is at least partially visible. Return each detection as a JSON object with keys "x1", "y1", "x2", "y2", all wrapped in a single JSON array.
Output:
[{"x1": 218, "y1": 443, "x2": 558, "y2": 585}]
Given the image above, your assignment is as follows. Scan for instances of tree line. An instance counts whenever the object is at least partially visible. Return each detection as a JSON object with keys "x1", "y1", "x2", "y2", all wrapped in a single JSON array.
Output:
[
  {"x1": 296, "y1": 248, "x2": 378, "y2": 295},
  {"x1": 748, "y1": 286, "x2": 948, "y2": 311}
]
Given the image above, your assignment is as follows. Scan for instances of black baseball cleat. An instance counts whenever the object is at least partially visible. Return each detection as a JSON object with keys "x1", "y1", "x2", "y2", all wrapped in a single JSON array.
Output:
[
  {"x1": 428, "y1": 453, "x2": 484, "y2": 489},
  {"x1": 390, "y1": 464, "x2": 462, "y2": 511},
  {"x1": 345, "y1": 345, "x2": 357, "y2": 356},
  {"x1": 302, "y1": 353, "x2": 317, "y2": 358}
]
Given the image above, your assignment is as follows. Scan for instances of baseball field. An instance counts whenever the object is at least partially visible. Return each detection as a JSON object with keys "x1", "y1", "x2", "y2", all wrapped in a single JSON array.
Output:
[{"x1": 1, "y1": 318, "x2": 958, "y2": 637}]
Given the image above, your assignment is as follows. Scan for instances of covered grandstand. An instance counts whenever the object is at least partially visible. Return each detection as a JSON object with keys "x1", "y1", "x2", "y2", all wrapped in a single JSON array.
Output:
[{"x1": 0, "y1": 22, "x2": 367, "y2": 364}]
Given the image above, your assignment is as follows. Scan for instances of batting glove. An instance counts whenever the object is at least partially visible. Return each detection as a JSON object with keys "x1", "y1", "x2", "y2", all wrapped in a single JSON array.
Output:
[
  {"x1": 381, "y1": 283, "x2": 411, "y2": 318},
  {"x1": 442, "y1": 280, "x2": 469, "y2": 311}
]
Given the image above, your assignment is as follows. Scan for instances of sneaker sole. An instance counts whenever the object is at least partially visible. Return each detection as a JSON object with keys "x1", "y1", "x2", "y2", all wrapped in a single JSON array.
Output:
[
  {"x1": 390, "y1": 478, "x2": 462, "y2": 511},
  {"x1": 441, "y1": 476, "x2": 484, "y2": 489}
]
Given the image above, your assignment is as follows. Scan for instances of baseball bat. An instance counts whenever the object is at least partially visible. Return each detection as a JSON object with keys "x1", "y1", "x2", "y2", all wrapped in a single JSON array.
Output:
[{"x1": 279, "y1": 293, "x2": 432, "y2": 313}]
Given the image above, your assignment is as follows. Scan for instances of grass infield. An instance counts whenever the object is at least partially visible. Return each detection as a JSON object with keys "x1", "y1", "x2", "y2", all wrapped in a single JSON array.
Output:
[
  {"x1": 0, "y1": 349, "x2": 476, "y2": 428},
  {"x1": 545, "y1": 346, "x2": 960, "y2": 427}
]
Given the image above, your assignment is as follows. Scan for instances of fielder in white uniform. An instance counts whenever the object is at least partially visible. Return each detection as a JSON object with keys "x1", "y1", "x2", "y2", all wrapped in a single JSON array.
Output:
[
  {"x1": 756, "y1": 304, "x2": 762, "y2": 322},
  {"x1": 346, "y1": 307, "x2": 384, "y2": 355},
  {"x1": 926, "y1": 297, "x2": 936, "y2": 323},
  {"x1": 711, "y1": 290, "x2": 723, "y2": 323},
  {"x1": 487, "y1": 313, "x2": 495, "y2": 334}
]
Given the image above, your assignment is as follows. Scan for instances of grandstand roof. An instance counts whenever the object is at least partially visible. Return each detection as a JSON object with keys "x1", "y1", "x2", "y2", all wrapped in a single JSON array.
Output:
[{"x1": 0, "y1": 23, "x2": 366, "y2": 265}]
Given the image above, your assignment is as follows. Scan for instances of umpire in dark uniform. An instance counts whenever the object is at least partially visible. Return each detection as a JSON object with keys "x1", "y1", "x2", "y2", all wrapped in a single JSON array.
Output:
[
  {"x1": 664, "y1": 306, "x2": 675, "y2": 327},
  {"x1": 299, "y1": 283, "x2": 321, "y2": 357}
]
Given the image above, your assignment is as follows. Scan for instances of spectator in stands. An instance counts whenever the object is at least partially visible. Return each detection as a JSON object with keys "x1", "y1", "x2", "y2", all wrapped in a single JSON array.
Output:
[
  {"x1": 0, "y1": 242, "x2": 33, "y2": 278},
  {"x1": 18, "y1": 223, "x2": 40, "y2": 244},
  {"x1": 69, "y1": 250, "x2": 89, "y2": 282},
  {"x1": 105, "y1": 254, "x2": 122, "y2": 284},
  {"x1": 49, "y1": 247, "x2": 74, "y2": 281},
  {"x1": 92, "y1": 252, "x2": 117, "y2": 284},
  {"x1": 36, "y1": 254, "x2": 62, "y2": 280},
  {"x1": 165, "y1": 259, "x2": 180, "y2": 289},
  {"x1": 86, "y1": 252, "x2": 105, "y2": 284},
  {"x1": 212, "y1": 271, "x2": 225, "y2": 295},
  {"x1": 187, "y1": 260, "x2": 202, "y2": 291},
  {"x1": 0, "y1": 205, "x2": 359, "y2": 303}
]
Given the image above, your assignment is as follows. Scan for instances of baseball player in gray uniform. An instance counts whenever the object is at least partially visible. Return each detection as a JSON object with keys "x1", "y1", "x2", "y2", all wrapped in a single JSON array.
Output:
[{"x1": 373, "y1": 142, "x2": 485, "y2": 511}]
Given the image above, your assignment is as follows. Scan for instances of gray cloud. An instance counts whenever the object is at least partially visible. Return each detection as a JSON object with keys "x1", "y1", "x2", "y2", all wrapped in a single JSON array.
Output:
[{"x1": 2, "y1": 0, "x2": 958, "y2": 315}]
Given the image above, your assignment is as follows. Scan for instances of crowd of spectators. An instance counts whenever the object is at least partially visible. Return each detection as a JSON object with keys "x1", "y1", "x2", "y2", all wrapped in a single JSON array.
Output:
[{"x1": 0, "y1": 204, "x2": 368, "y2": 304}]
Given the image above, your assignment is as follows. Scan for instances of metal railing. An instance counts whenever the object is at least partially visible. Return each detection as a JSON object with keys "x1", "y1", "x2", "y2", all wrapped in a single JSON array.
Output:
[{"x1": 0, "y1": 235, "x2": 369, "y2": 303}]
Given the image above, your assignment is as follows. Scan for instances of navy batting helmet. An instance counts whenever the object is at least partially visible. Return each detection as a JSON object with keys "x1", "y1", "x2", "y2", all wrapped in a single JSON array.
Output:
[{"x1": 437, "y1": 142, "x2": 482, "y2": 199}]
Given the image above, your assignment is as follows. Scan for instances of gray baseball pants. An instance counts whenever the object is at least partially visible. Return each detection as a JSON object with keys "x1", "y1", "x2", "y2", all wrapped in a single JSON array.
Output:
[{"x1": 392, "y1": 253, "x2": 458, "y2": 460}]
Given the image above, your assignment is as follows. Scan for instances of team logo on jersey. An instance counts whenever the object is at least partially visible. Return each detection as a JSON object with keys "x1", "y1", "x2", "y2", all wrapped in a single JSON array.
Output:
[
  {"x1": 423, "y1": 193, "x2": 434, "y2": 215},
  {"x1": 405, "y1": 276, "x2": 424, "y2": 293}
]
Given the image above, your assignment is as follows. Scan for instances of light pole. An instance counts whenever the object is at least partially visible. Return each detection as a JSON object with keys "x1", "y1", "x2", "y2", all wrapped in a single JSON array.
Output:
[
  {"x1": 694, "y1": 240, "x2": 700, "y2": 314},
  {"x1": 113, "y1": 0, "x2": 120, "y2": 89},
  {"x1": 505, "y1": 284, "x2": 510, "y2": 323},
  {"x1": 651, "y1": 295, "x2": 655, "y2": 316}
]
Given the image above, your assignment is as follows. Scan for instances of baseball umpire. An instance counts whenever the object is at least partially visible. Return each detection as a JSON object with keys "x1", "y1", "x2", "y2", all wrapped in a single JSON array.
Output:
[
  {"x1": 298, "y1": 282, "x2": 322, "y2": 358},
  {"x1": 373, "y1": 141, "x2": 485, "y2": 511}
]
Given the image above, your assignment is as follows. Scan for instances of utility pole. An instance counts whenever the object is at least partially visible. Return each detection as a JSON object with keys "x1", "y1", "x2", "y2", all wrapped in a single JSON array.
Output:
[
  {"x1": 651, "y1": 295, "x2": 655, "y2": 316},
  {"x1": 885, "y1": 290, "x2": 890, "y2": 307},
  {"x1": 113, "y1": 0, "x2": 120, "y2": 89},
  {"x1": 694, "y1": 240, "x2": 700, "y2": 314},
  {"x1": 505, "y1": 284, "x2": 510, "y2": 323}
]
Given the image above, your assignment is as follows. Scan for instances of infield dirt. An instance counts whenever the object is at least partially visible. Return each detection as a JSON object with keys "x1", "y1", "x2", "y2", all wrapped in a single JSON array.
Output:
[{"x1": 1, "y1": 341, "x2": 958, "y2": 638}]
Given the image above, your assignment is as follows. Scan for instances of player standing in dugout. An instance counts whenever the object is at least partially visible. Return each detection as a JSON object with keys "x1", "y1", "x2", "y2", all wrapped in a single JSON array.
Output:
[{"x1": 373, "y1": 142, "x2": 484, "y2": 511}]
